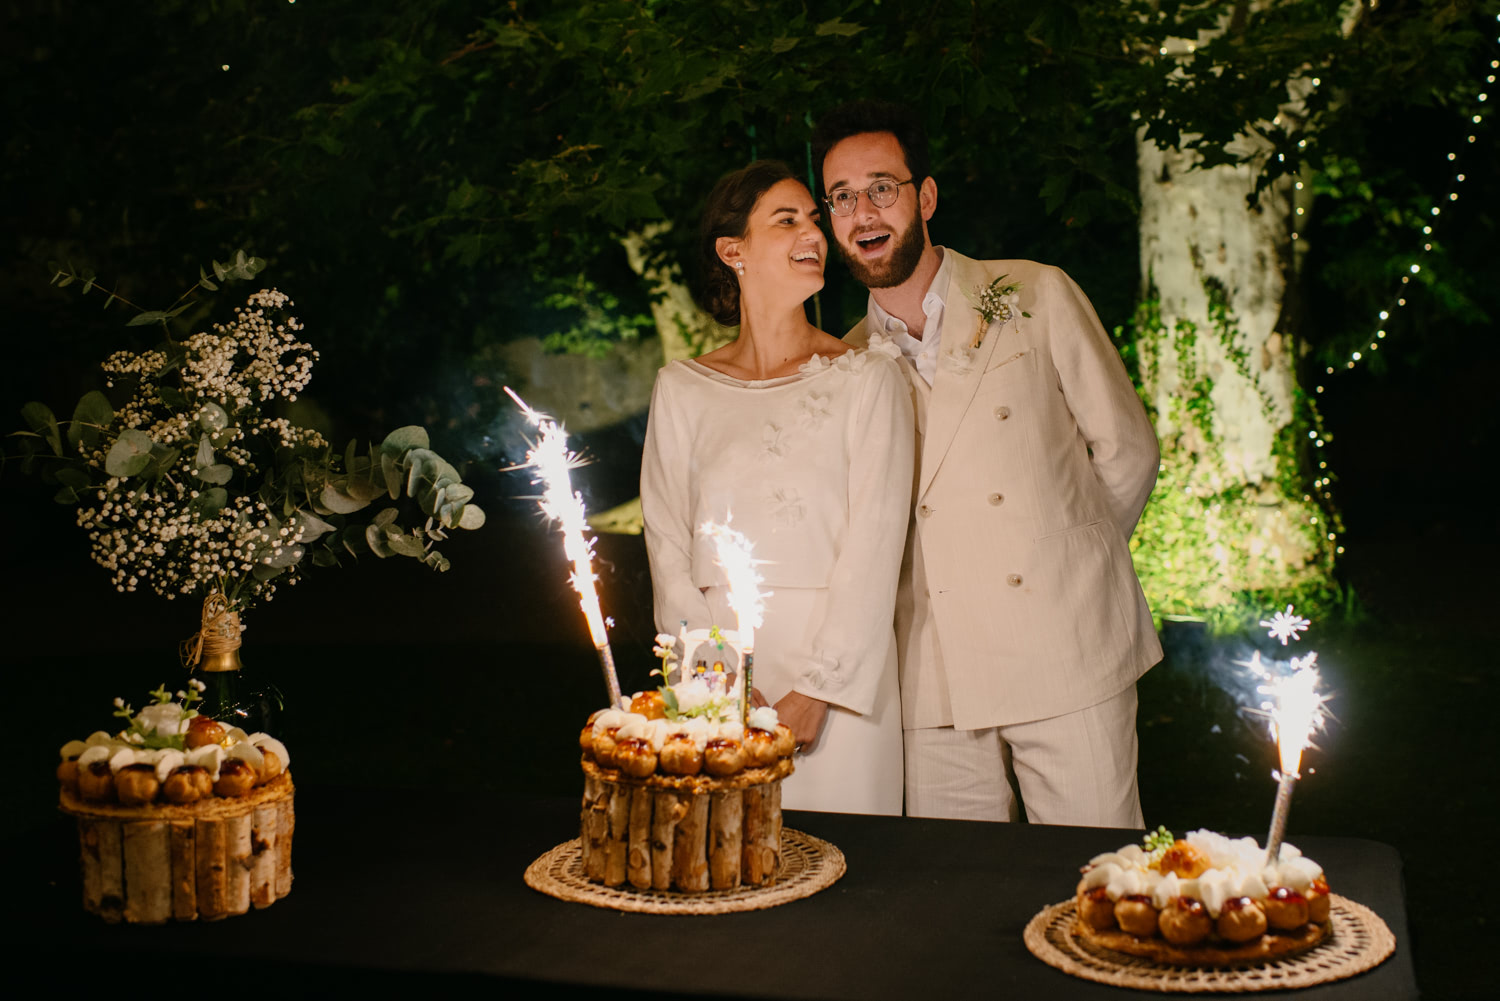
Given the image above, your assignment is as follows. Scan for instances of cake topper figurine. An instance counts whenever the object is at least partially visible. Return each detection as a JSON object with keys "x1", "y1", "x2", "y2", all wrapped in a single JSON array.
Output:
[
  {"x1": 699, "y1": 518, "x2": 766, "y2": 723},
  {"x1": 505, "y1": 387, "x2": 622, "y2": 709},
  {"x1": 1239, "y1": 605, "x2": 1333, "y2": 864}
]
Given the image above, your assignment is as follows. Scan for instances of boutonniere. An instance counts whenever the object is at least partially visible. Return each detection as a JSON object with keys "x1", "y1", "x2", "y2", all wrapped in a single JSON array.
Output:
[{"x1": 962, "y1": 275, "x2": 1030, "y2": 349}]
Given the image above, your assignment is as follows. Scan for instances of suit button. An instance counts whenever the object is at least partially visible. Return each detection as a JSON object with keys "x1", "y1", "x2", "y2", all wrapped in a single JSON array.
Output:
[
  {"x1": 994, "y1": 406, "x2": 1011, "y2": 420},
  {"x1": 918, "y1": 504, "x2": 933, "y2": 518},
  {"x1": 1006, "y1": 574, "x2": 1023, "y2": 587},
  {"x1": 987, "y1": 492, "x2": 1004, "y2": 506}
]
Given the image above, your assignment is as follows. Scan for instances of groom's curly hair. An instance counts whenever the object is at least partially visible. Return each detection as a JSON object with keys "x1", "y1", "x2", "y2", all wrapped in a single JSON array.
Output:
[
  {"x1": 694, "y1": 159, "x2": 798, "y2": 328},
  {"x1": 810, "y1": 101, "x2": 931, "y2": 191}
]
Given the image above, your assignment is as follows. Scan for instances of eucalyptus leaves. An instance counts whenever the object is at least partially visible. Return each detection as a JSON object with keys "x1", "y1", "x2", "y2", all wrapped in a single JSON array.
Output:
[{"x1": 14, "y1": 268, "x2": 485, "y2": 614}]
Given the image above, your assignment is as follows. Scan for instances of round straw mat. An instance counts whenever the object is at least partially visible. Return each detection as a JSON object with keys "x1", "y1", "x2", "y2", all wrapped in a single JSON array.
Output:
[
  {"x1": 1024, "y1": 895, "x2": 1395, "y2": 992},
  {"x1": 524, "y1": 828, "x2": 845, "y2": 915}
]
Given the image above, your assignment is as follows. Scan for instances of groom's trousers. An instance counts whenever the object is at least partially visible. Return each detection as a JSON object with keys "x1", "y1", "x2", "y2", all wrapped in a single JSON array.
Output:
[{"x1": 903, "y1": 683, "x2": 1144, "y2": 827}]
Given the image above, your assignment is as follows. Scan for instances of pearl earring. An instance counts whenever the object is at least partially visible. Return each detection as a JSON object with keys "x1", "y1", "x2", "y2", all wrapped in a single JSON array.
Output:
[{"x1": 733, "y1": 262, "x2": 744, "y2": 275}]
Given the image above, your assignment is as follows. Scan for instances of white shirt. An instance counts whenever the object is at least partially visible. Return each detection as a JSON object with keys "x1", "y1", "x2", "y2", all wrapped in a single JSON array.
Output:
[{"x1": 865, "y1": 247, "x2": 954, "y2": 387}]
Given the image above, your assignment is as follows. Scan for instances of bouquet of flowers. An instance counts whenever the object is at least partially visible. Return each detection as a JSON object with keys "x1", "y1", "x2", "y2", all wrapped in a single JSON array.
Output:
[{"x1": 12, "y1": 253, "x2": 485, "y2": 617}]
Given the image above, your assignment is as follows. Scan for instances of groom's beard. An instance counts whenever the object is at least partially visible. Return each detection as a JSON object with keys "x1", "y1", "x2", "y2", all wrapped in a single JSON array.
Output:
[{"x1": 838, "y1": 210, "x2": 926, "y2": 289}]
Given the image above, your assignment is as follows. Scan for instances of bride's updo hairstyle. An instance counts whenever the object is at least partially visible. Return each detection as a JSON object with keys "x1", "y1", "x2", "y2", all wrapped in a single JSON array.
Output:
[{"x1": 695, "y1": 159, "x2": 798, "y2": 327}]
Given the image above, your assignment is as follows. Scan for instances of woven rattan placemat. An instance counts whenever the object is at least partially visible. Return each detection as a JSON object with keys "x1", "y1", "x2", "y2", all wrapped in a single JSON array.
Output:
[
  {"x1": 523, "y1": 828, "x2": 845, "y2": 915},
  {"x1": 1023, "y1": 894, "x2": 1394, "y2": 992}
]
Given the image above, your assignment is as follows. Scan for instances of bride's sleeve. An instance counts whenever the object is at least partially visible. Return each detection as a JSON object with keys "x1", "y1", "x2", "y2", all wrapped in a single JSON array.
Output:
[
  {"x1": 640, "y1": 367, "x2": 713, "y2": 634},
  {"x1": 791, "y1": 356, "x2": 915, "y2": 715}
]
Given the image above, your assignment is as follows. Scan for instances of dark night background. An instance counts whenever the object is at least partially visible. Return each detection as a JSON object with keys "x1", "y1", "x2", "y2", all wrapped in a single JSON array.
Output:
[{"x1": 3, "y1": 2, "x2": 1498, "y2": 997}]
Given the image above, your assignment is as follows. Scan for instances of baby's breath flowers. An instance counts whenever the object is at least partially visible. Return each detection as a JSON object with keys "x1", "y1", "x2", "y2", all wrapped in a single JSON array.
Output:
[
  {"x1": 1142, "y1": 825, "x2": 1175, "y2": 864},
  {"x1": 15, "y1": 267, "x2": 485, "y2": 617},
  {"x1": 962, "y1": 274, "x2": 1029, "y2": 349}
]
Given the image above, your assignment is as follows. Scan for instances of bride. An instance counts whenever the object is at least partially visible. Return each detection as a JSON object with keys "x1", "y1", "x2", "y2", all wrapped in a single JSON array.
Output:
[{"x1": 640, "y1": 160, "x2": 913, "y2": 815}]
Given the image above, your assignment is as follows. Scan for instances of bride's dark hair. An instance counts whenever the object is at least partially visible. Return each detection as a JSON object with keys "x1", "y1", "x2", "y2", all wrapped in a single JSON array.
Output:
[{"x1": 694, "y1": 159, "x2": 798, "y2": 327}]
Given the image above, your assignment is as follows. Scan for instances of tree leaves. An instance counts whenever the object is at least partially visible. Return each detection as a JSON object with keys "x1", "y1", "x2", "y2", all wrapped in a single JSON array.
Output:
[{"x1": 814, "y1": 17, "x2": 864, "y2": 37}]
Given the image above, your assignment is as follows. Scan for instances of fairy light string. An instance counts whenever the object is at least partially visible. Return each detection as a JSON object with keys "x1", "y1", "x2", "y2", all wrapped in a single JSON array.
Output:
[{"x1": 1302, "y1": 27, "x2": 1495, "y2": 561}]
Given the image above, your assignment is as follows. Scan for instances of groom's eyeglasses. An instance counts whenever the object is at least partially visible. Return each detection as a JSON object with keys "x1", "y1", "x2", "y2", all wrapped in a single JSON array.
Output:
[{"x1": 823, "y1": 178, "x2": 914, "y2": 217}]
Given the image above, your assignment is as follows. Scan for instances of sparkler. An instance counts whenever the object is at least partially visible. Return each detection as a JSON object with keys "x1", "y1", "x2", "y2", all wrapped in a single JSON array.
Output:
[
  {"x1": 1239, "y1": 608, "x2": 1333, "y2": 865},
  {"x1": 700, "y1": 519, "x2": 765, "y2": 722},
  {"x1": 505, "y1": 387, "x2": 622, "y2": 708}
]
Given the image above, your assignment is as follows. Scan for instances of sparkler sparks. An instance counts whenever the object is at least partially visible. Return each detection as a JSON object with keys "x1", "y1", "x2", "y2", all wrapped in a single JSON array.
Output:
[
  {"x1": 1260, "y1": 604, "x2": 1312, "y2": 646},
  {"x1": 700, "y1": 518, "x2": 766, "y2": 721},
  {"x1": 505, "y1": 387, "x2": 621, "y2": 707},
  {"x1": 1237, "y1": 605, "x2": 1334, "y2": 863},
  {"x1": 700, "y1": 519, "x2": 765, "y2": 653}
]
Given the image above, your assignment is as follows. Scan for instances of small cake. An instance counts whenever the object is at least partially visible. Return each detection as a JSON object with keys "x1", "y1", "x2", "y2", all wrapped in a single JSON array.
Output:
[
  {"x1": 1073, "y1": 827, "x2": 1331, "y2": 964},
  {"x1": 578, "y1": 642, "x2": 796, "y2": 893},
  {"x1": 55, "y1": 682, "x2": 294, "y2": 923}
]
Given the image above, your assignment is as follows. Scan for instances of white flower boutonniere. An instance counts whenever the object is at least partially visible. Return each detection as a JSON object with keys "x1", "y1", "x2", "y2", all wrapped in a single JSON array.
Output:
[{"x1": 963, "y1": 274, "x2": 1030, "y2": 349}]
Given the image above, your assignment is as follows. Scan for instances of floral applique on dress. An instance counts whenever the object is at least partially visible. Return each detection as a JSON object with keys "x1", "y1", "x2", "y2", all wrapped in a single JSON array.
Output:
[
  {"x1": 798, "y1": 354, "x2": 832, "y2": 376},
  {"x1": 767, "y1": 485, "x2": 805, "y2": 525},
  {"x1": 833, "y1": 349, "x2": 869, "y2": 375},
  {"x1": 866, "y1": 332, "x2": 902, "y2": 360},
  {"x1": 760, "y1": 421, "x2": 791, "y2": 460},
  {"x1": 798, "y1": 392, "x2": 832, "y2": 431}
]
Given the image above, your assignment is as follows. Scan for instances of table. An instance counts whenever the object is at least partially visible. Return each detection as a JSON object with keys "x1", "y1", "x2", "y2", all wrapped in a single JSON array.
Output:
[{"x1": 9, "y1": 787, "x2": 1416, "y2": 998}]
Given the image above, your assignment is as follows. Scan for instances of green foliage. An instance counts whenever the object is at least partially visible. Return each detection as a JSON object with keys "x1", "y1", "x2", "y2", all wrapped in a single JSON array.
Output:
[
  {"x1": 540, "y1": 275, "x2": 655, "y2": 358},
  {"x1": 1125, "y1": 287, "x2": 1344, "y2": 630}
]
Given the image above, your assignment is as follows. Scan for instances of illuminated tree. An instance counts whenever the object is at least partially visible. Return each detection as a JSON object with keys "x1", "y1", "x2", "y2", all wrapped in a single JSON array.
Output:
[{"x1": 5, "y1": 0, "x2": 1495, "y2": 619}]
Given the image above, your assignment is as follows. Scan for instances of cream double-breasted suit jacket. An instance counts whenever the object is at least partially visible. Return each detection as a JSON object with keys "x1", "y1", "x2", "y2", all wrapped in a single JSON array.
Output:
[{"x1": 844, "y1": 252, "x2": 1162, "y2": 731}]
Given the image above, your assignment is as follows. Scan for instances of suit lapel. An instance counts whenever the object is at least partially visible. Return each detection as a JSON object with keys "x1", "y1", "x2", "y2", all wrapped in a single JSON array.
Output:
[{"x1": 918, "y1": 254, "x2": 1006, "y2": 499}]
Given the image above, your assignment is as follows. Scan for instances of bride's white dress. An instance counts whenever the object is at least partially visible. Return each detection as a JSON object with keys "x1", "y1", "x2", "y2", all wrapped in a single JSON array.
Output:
[{"x1": 640, "y1": 341, "x2": 914, "y2": 815}]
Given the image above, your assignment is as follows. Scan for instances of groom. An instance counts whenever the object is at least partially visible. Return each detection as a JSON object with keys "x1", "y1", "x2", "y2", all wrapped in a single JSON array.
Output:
[{"x1": 812, "y1": 102, "x2": 1162, "y2": 827}]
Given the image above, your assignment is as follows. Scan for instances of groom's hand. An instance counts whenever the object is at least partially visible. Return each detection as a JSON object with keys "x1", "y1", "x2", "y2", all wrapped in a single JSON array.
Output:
[{"x1": 773, "y1": 691, "x2": 830, "y2": 753}]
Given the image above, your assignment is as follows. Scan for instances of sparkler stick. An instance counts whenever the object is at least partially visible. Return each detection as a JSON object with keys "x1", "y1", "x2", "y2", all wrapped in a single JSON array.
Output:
[
  {"x1": 505, "y1": 387, "x2": 622, "y2": 708},
  {"x1": 1244, "y1": 609, "x2": 1330, "y2": 865},
  {"x1": 701, "y1": 519, "x2": 764, "y2": 722},
  {"x1": 1262, "y1": 662, "x2": 1324, "y2": 862}
]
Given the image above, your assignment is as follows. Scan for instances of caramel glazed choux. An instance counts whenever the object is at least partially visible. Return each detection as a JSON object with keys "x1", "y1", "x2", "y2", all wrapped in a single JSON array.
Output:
[
  {"x1": 580, "y1": 692, "x2": 797, "y2": 780},
  {"x1": 58, "y1": 692, "x2": 290, "y2": 807},
  {"x1": 1075, "y1": 829, "x2": 1331, "y2": 949}
]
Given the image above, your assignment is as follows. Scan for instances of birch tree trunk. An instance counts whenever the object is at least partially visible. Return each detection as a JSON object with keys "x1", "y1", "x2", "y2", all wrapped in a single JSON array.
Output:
[
  {"x1": 622, "y1": 222, "x2": 735, "y2": 366},
  {"x1": 1133, "y1": 26, "x2": 1339, "y2": 616},
  {"x1": 590, "y1": 224, "x2": 737, "y2": 537}
]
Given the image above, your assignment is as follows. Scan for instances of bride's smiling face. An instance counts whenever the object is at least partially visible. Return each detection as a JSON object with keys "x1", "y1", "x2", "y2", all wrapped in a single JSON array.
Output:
[{"x1": 719, "y1": 178, "x2": 827, "y2": 298}]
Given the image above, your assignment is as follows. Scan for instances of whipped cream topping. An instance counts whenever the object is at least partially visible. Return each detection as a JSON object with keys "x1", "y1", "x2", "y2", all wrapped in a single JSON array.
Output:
[
  {"x1": 59, "y1": 704, "x2": 288, "y2": 785},
  {"x1": 1082, "y1": 829, "x2": 1323, "y2": 918},
  {"x1": 747, "y1": 706, "x2": 779, "y2": 732},
  {"x1": 593, "y1": 708, "x2": 768, "y2": 751}
]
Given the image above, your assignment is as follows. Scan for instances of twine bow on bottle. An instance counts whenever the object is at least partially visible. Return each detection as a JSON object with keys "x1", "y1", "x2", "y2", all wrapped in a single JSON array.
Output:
[{"x1": 180, "y1": 592, "x2": 244, "y2": 672}]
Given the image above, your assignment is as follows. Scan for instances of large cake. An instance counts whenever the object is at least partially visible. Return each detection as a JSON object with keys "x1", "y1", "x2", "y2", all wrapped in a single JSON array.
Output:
[
  {"x1": 577, "y1": 637, "x2": 796, "y2": 893},
  {"x1": 1074, "y1": 827, "x2": 1331, "y2": 964},
  {"x1": 55, "y1": 682, "x2": 293, "y2": 923}
]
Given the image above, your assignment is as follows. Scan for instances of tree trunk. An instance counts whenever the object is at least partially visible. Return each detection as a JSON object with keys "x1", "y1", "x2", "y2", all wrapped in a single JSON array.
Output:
[
  {"x1": 622, "y1": 223, "x2": 735, "y2": 366},
  {"x1": 1134, "y1": 38, "x2": 1337, "y2": 617}
]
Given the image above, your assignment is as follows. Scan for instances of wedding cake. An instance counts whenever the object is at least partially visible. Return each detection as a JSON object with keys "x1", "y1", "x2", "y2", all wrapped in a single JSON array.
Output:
[
  {"x1": 1074, "y1": 827, "x2": 1331, "y2": 963},
  {"x1": 577, "y1": 644, "x2": 796, "y2": 893},
  {"x1": 56, "y1": 683, "x2": 293, "y2": 923}
]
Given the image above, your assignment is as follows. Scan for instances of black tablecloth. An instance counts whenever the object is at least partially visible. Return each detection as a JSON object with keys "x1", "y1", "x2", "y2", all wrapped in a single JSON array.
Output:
[{"x1": 11, "y1": 786, "x2": 1415, "y2": 999}]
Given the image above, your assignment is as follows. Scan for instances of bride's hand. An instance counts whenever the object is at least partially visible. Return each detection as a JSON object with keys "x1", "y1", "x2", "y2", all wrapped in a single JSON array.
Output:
[
  {"x1": 772, "y1": 691, "x2": 830, "y2": 753},
  {"x1": 749, "y1": 687, "x2": 771, "y2": 709}
]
